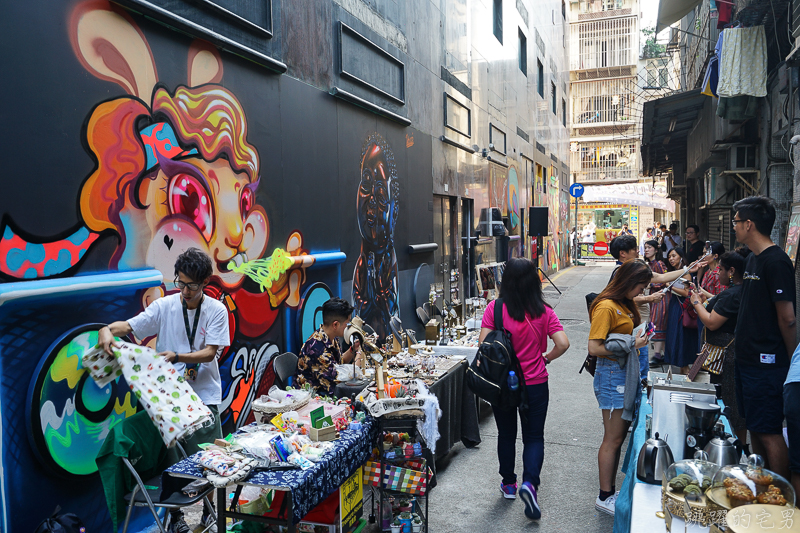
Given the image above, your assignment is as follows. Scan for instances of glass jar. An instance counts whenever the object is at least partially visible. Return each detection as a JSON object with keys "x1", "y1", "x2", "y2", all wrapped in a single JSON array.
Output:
[
  {"x1": 661, "y1": 455, "x2": 720, "y2": 526},
  {"x1": 707, "y1": 455, "x2": 795, "y2": 510}
]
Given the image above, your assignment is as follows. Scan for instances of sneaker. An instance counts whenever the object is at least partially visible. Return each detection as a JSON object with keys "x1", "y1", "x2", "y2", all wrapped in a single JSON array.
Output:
[
  {"x1": 500, "y1": 482, "x2": 517, "y2": 499},
  {"x1": 595, "y1": 494, "x2": 617, "y2": 516},
  {"x1": 169, "y1": 515, "x2": 191, "y2": 533},
  {"x1": 195, "y1": 513, "x2": 217, "y2": 533},
  {"x1": 519, "y1": 482, "x2": 541, "y2": 520}
]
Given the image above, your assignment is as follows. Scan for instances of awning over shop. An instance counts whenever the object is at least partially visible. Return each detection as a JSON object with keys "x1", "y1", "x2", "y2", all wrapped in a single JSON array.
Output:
[
  {"x1": 581, "y1": 183, "x2": 676, "y2": 211},
  {"x1": 657, "y1": 0, "x2": 702, "y2": 30},
  {"x1": 641, "y1": 88, "x2": 707, "y2": 177}
]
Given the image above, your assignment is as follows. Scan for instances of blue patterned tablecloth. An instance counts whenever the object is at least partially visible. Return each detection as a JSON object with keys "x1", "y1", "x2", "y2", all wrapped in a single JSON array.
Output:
[{"x1": 165, "y1": 416, "x2": 378, "y2": 524}]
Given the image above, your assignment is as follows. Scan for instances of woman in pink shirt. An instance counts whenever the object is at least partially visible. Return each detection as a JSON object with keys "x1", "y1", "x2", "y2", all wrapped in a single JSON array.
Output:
[{"x1": 479, "y1": 258, "x2": 570, "y2": 520}]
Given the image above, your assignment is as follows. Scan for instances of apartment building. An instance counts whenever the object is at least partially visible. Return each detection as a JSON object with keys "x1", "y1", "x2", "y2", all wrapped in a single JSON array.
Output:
[{"x1": 567, "y1": 0, "x2": 678, "y2": 256}]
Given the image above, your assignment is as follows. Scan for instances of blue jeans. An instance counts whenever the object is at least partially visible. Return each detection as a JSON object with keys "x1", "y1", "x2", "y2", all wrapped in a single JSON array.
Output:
[{"x1": 492, "y1": 381, "x2": 549, "y2": 487}]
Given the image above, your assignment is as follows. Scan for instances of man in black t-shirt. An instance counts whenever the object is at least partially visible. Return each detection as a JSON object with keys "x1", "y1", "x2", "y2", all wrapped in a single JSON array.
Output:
[
  {"x1": 733, "y1": 196, "x2": 796, "y2": 480},
  {"x1": 684, "y1": 225, "x2": 704, "y2": 264}
]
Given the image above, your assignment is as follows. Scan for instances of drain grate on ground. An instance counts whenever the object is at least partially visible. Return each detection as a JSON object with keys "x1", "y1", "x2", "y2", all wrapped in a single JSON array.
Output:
[{"x1": 558, "y1": 318, "x2": 586, "y2": 326}]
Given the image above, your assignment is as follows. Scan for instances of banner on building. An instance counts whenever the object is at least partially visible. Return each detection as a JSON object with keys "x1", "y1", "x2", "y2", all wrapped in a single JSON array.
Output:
[{"x1": 581, "y1": 184, "x2": 675, "y2": 211}]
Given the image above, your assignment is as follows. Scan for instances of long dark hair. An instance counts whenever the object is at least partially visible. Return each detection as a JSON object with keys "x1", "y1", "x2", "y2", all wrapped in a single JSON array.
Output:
[
  {"x1": 665, "y1": 247, "x2": 688, "y2": 272},
  {"x1": 590, "y1": 260, "x2": 653, "y2": 327},
  {"x1": 499, "y1": 258, "x2": 549, "y2": 321},
  {"x1": 644, "y1": 239, "x2": 664, "y2": 264}
]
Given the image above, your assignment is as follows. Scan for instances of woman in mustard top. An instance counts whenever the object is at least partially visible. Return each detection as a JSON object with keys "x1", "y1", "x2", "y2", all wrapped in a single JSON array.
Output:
[{"x1": 588, "y1": 260, "x2": 652, "y2": 516}]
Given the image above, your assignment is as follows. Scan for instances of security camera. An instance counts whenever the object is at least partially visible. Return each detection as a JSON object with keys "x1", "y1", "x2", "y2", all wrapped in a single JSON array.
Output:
[
  {"x1": 489, "y1": 143, "x2": 495, "y2": 150},
  {"x1": 791, "y1": 135, "x2": 800, "y2": 145}
]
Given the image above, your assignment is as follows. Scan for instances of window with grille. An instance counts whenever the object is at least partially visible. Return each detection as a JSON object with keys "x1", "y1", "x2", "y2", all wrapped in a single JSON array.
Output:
[{"x1": 569, "y1": 17, "x2": 635, "y2": 70}]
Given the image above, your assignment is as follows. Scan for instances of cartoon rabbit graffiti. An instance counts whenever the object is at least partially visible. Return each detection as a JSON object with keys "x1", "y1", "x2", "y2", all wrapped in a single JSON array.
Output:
[{"x1": 1, "y1": 1, "x2": 312, "y2": 433}]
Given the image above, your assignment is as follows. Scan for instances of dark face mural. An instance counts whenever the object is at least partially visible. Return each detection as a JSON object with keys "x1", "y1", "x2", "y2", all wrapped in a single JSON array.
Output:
[
  {"x1": 358, "y1": 141, "x2": 398, "y2": 246},
  {"x1": 352, "y1": 133, "x2": 400, "y2": 341}
]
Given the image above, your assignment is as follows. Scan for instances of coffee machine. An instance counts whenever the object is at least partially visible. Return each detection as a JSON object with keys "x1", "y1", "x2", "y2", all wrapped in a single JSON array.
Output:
[{"x1": 684, "y1": 401, "x2": 721, "y2": 458}]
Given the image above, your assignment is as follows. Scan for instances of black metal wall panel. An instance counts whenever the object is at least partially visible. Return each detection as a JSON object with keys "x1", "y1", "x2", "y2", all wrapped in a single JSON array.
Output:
[
  {"x1": 113, "y1": 0, "x2": 285, "y2": 71},
  {"x1": 339, "y1": 22, "x2": 405, "y2": 104}
]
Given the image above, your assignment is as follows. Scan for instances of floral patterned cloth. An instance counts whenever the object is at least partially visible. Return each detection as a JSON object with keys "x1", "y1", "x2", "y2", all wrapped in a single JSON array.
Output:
[
  {"x1": 165, "y1": 416, "x2": 378, "y2": 524},
  {"x1": 82, "y1": 341, "x2": 212, "y2": 448},
  {"x1": 648, "y1": 260, "x2": 668, "y2": 341},
  {"x1": 718, "y1": 26, "x2": 767, "y2": 98},
  {"x1": 296, "y1": 327, "x2": 343, "y2": 395},
  {"x1": 701, "y1": 265, "x2": 726, "y2": 296}
]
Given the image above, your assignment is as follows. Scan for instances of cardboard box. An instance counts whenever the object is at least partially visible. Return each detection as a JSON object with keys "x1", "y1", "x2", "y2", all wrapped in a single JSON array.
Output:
[{"x1": 309, "y1": 425, "x2": 337, "y2": 441}]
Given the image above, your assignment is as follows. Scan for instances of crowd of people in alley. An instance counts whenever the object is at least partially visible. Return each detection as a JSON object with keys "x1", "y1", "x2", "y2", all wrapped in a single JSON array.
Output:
[{"x1": 485, "y1": 196, "x2": 800, "y2": 522}]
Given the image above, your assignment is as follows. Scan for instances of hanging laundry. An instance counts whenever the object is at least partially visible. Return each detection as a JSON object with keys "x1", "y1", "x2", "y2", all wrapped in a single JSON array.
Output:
[
  {"x1": 717, "y1": 0, "x2": 733, "y2": 29},
  {"x1": 83, "y1": 341, "x2": 213, "y2": 448},
  {"x1": 702, "y1": 56, "x2": 719, "y2": 98},
  {"x1": 717, "y1": 26, "x2": 767, "y2": 98},
  {"x1": 702, "y1": 31, "x2": 726, "y2": 98}
]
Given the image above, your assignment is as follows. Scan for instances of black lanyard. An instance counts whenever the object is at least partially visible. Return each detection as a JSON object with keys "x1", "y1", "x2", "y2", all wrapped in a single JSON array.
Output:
[{"x1": 182, "y1": 296, "x2": 204, "y2": 351}]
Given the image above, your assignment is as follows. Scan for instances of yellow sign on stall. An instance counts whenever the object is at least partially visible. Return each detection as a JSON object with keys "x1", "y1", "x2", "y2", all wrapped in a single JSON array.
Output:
[{"x1": 340, "y1": 466, "x2": 364, "y2": 533}]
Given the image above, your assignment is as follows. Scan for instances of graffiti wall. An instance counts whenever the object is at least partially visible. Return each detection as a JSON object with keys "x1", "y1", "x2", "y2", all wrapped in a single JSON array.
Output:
[
  {"x1": 0, "y1": 2, "x2": 433, "y2": 531},
  {"x1": 530, "y1": 164, "x2": 569, "y2": 273}
]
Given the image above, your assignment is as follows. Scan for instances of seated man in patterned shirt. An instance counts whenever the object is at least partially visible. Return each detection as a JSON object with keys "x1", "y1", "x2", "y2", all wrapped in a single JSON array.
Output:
[{"x1": 296, "y1": 297, "x2": 362, "y2": 395}]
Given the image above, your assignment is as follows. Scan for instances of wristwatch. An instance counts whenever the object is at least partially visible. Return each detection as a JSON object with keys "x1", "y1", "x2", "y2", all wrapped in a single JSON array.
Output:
[
  {"x1": 175, "y1": 353, "x2": 179, "y2": 363},
  {"x1": 543, "y1": 356, "x2": 550, "y2": 365}
]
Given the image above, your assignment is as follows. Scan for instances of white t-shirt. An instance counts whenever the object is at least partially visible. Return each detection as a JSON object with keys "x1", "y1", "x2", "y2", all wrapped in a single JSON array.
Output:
[
  {"x1": 127, "y1": 293, "x2": 230, "y2": 405},
  {"x1": 664, "y1": 233, "x2": 683, "y2": 253}
]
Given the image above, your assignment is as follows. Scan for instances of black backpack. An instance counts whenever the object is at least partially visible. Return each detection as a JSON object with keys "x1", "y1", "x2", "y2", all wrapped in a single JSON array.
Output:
[
  {"x1": 35, "y1": 507, "x2": 85, "y2": 533},
  {"x1": 466, "y1": 299, "x2": 528, "y2": 412}
]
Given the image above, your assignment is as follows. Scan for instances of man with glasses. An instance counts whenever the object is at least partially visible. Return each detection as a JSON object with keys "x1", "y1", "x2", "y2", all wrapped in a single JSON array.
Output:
[
  {"x1": 98, "y1": 247, "x2": 229, "y2": 533},
  {"x1": 684, "y1": 225, "x2": 704, "y2": 264},
  {"x1": 732, "y1": 196, "x2": 796, "y2": 480},
  {"x1": 296, "y1": 297, "x2": 363, "y2": 396}
]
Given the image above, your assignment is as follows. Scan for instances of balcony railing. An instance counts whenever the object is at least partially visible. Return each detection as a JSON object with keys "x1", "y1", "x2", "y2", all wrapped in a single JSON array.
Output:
[
  {"x1": 570, "y1": 140, "x2": 640, "y2": 182},
  {"x1": 572, "y1": 77, "x2": 638, "y2": 125},
  {"x1": 574, "y1": 0, "x2": 634, "y2": 19}
]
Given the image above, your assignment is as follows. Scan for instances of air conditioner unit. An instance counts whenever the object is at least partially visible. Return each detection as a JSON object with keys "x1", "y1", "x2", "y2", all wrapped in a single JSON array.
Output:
[{"x1": 727, "y1": 145, "x2": 756, "y2": 171}]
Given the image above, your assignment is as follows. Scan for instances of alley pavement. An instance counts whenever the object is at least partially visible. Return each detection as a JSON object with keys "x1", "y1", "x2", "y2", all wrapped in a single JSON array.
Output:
[{"x1": 416, "y1": 262, "x2": 623, "y2": 533}]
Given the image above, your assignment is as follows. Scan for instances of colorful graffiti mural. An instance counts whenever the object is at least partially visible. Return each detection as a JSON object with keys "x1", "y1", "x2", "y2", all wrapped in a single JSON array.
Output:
[
  {"x1": 507, "y1": 167, "x2": 520, "y2": 232},
  {"x1": 0, "y1": 3, "x2": 320, "y2": 483},
  {"x1": 352, "y1": 133, "x2": 400, "y2": 342}
]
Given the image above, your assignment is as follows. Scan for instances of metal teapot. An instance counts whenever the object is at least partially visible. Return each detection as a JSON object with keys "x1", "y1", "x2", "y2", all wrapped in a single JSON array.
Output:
[{"x1": 637, "y1": 432, "x2": 675, "y2": 485}]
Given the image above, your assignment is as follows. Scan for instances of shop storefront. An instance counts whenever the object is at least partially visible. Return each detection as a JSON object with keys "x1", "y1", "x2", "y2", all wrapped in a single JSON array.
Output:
[
  {"x1": 576, "y1": 203, "x2": 639, "y2": 258},
  {"x1": 575, "y1": 183, "x2": 675, "y2": 259}
]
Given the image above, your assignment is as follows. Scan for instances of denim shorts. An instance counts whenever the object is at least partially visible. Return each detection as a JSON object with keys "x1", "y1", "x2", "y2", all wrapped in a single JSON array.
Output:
[
  {"x1": 594, "y1": 357, "x2": 626, "y2": 411},
  {"x1": 593, "y1": 348, "x2": 647, "y2": 412}
]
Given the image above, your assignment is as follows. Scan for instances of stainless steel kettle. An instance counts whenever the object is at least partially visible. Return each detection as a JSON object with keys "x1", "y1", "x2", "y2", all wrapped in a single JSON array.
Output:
[
  {"x1": 637, "y1": 432, "x2": 675, "y2": 485},
  {"x1": 703, "y1": 436, "x2": 739, "y2": 467}
]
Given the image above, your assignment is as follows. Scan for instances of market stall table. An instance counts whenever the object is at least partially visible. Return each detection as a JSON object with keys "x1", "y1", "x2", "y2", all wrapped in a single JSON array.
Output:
[
  {"x1": 615, "y1": 393, "x2": 735, "y2": 533},
  {"x1": 361, "y1": 350, "x2": 481, "y2": 458},
  {"x1": 162, "y1": 416, "x2": 378, "y2": 532},
  {"x1": 424, "y1": 357, "x2": 481, "y2": 457}
]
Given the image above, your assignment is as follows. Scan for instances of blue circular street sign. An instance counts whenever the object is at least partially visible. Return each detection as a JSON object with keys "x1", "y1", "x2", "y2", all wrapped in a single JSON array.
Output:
[{"x1": 569, "y1": 183, "x2": 585, "y2": 198}]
